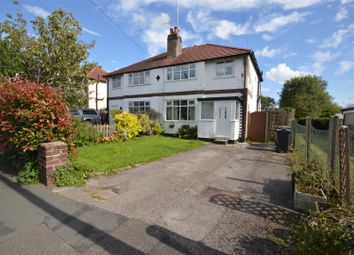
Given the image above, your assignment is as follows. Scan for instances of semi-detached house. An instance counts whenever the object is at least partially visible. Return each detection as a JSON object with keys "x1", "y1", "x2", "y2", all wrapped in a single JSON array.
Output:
[{"x1": 104, "y1": 27, "x2": 263, "y2": 142}]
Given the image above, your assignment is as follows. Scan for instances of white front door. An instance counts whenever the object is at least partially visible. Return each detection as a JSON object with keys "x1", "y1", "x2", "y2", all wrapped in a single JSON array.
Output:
[{"x1": 215, "y1": 101, "x2": 230, "y2": 138}]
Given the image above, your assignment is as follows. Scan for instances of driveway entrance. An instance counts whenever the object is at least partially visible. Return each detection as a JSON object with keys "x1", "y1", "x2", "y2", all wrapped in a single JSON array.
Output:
[{"x1": 57, "y1": 143, "x2": 297, "y2": 254}]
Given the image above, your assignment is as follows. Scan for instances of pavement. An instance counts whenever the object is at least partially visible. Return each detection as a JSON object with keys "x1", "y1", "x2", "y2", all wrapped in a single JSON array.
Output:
[{"x1": 0, "y1": 143, "x2": 298, "y2": 254}]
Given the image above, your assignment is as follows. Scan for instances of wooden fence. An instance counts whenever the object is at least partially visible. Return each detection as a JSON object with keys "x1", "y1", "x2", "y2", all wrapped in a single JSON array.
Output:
[{"x1": 92, "y1": 124, "x2": 115, "y2": 137}]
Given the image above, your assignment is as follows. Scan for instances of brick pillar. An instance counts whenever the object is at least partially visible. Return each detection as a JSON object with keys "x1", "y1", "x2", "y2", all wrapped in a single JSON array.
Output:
[{"x1": 39, "y1": 142, "x2": 68, "y2": 187}]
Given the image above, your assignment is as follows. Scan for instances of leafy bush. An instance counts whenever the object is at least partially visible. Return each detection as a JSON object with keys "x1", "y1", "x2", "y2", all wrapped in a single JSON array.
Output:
[
  {"x1": 177, "y1": 125, "x2": 198, "y2": 139},
  {"x1": 136, "y1": 113, "x2": 162, "y2": 136},
  {"x1": 298, "y1": 118, "x2": 329, "y2": 130},
  {"x1": 72, "y1": 119, "x2": 103, "y2": 147},
  {"x1": 52, "y1": 161, "x2": 93, "y2": 187},
  {"x1": 0, "y1": 79, "x2": 74, "y2": 153},
  {"x1": 17, "y1": 161, "x2": 39, "y2": 184},
  {"x1": 290, "y1": 151, "x2": 333, "y2": 196},
  {"x1": 113, "y1": 111, "x2": 141, "y2": 141},
  {"x1": 144, "y1": 108, "x2": 161, "y2": 121},
  {"x1": 289, "y1": 206, "x2": 353, "y2": 254}
]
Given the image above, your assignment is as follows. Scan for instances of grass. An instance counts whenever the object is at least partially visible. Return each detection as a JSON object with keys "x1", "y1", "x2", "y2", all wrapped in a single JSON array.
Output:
[{"x1": 76, "y1": 135, "x2": 205, "y2": 174}]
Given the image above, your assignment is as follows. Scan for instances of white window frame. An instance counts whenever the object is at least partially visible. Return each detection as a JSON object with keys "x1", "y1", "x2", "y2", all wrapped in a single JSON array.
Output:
[
  {"x1": 200, "y1": 101, "x2": 215, "y2": 120},
  {"x1": 112, "y1": 76, "x2": 121, "y2": 90},
  {"x1": 128, "y1": 71, "x2": 150, "y2": 86},
  {"x1": 216, "y1": 59, "x2": 234, "y2": 77},
  {"x1": 165, "y1": 100, "x2": 195, "y2": 121},
  {"x1": 128, "y1": 101, "x2": 150, "y2": 113},
  {"x1": 167, "y1": 64, "x2": 196, "y2": 81}
]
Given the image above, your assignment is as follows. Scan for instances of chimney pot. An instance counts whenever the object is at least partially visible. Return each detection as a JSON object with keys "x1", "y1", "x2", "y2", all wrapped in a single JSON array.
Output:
[{"x1": 167, "y1": 27, "x2": 182, "y2": 58}]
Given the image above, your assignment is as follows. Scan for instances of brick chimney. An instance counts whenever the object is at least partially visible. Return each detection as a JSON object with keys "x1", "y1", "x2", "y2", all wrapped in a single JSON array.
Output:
[{"x1": 167, "y1": 27, "x2": 182, "y2": 58}]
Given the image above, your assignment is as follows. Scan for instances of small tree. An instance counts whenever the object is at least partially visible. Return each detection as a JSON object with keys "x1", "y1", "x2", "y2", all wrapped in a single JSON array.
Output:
[
  {"x1": 260, "y1": 96, "x2": 276, "y2": 110},
  {"x1": 279, "y1": 75, "x2": 339, "y2": 119}
]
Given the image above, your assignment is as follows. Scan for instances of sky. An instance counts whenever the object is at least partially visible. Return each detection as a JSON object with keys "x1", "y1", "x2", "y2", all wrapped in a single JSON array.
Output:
[{"x1": 1, "y1": 0, "x2": 354, "y2": 107}]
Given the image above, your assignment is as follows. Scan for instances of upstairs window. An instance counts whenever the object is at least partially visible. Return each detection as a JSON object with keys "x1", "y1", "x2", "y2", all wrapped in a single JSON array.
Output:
[
  {"x1": 128, "y1": 101, "x2": 150, "y2": 113},
  {"x1": 166, "y1": 100, "x2": 195, "y2": 121},
  {"x1": 112, "y1": 76, "x2": 121, "y2": 89},
  {"x1": 167, "y1": 64, "x2": 196, "y2": 81},
  {"x1": 128, "y1": 71, "x2": 150, "y2": 86},
  {"x1": 216, "y1": 60, "x2": 233, "y2": 77}
]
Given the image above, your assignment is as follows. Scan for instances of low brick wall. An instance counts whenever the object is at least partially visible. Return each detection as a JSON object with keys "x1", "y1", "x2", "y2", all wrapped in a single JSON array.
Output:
[{"x1": 39, "y1": 142, "x2": 67, "y2": 187}]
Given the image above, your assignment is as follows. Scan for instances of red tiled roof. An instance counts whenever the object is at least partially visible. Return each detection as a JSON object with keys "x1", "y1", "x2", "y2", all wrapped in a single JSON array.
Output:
[
  {"x1": 104, "y1": 44, "x2": 262, "y2": 79},
  {"x1": 87, "y1": 66, "x2": 108, "y2": 82}
]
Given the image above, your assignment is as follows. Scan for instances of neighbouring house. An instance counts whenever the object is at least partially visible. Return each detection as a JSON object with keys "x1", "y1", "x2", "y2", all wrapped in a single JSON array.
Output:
[
  {"x1": 342, "y1": 106, "x2": 354, "y2": 128},
  {"x1": 104, "y1": 27, "x2": 262, "y2": 142},
  {"x1": 87, "y1": 66, "x2": 108, "y2": 110}
]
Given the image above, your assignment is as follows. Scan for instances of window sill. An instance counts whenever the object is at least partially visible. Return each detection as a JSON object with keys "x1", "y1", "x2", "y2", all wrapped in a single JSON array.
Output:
[
  {"x1": 165, "y1": 77, "x2": 197, "y2": 83},
  {"x1": 164, "y1": 120, "x2": 196, "y2": 122},
  {"x1": 127, "y1": 83, "x2": 151, "y2": 87},
  {"x1": 112, "y1": 88, "x2": 121, "y2": 90},
  {"x1": 213, "y1": 75, "x2": 235, "y2": 80},
  {"x1": 199, "y1": 119, "x2": 215, "y2": 122}
]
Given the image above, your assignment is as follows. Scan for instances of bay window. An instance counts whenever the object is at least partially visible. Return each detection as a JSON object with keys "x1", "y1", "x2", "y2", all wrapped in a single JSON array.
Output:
[
  {"x1": 166, "y1": 100, "x2": 195, "y2": 121},
  {"x1": 128, "y1": 101, "x2": 150, "y2": 113}
]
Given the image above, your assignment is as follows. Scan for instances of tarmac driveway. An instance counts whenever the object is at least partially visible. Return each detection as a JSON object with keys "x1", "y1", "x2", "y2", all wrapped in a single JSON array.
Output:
[{"x1": 56, "y1": 143, "x2": 297, "y2": 254}]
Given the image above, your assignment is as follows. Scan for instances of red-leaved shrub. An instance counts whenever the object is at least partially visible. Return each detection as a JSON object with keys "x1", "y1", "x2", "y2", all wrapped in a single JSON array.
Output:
[{"x1": 0, "y1": 79, "x2": 74, "y2": 153}]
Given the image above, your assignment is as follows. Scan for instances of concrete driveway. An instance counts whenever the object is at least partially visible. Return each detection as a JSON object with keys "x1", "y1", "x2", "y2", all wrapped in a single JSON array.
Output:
[{"x1": 56, "y1": 143, "x2": 297, "y2": 254}]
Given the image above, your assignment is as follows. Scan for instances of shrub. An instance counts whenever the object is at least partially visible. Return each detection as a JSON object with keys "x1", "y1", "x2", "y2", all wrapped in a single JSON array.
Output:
[
  {"x1": 72, "y1": 119, "x2": 103, "y2": 147},
  {"x1": 177, "y1": 125, "x2": 198, "y2": 139},
  {"x1": 290, "y1": 152, "x2": 333, "y2": 197},
  {"x1": 17, "y1": 161, "x2": 40, "y2": 184},
  {"x1": 52, "y1": 161, "x2": 93, "y2": 187},
  {"x1": 113, "y1": 111, "x2": 141, "y2": 141},
  {"x1": 289, "y1": 206, "x2": 353, "y2": 254},
  {"x1": 298, "y1": 118, "x2": 329, "y2": 130},
  {"x1": 0, "y1": 79, "x2": 74, "y2": 153},
  {"x1": 136, "y1": 113, "x2": 162, "y2": 136}
]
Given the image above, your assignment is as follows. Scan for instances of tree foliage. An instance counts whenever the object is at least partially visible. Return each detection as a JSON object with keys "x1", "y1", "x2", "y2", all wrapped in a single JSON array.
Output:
[
  {"x1": 0, "y1": 79, "x2": 74, "y2": 153},
  {"x1": 260, "y1": 96, "x2": 276, "y2": 110},
  {"x1": 0, "y1": 4, "x2": 94, "y2": 108},
  {"x1": 279, "y1": 75, "x2": 339, "y2": 119}
]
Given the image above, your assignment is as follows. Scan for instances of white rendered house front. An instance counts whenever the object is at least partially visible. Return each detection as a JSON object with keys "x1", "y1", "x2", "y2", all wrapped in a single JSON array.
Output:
[{"x1": 105, "y1": 27, "x2": 262, "y2": 142}]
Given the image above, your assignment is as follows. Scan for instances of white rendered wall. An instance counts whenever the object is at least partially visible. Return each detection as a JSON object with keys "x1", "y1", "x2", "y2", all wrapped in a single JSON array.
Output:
[{"x1": 88, "y1": 81, "x2": 107, "y2": 110}]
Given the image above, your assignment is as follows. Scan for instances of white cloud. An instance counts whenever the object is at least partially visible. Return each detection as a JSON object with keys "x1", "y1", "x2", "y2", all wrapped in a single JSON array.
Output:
[
  {"x1": 262, "y1": 34, "x2": 273, "y2": 41},
  {"x1": 320, "y1": 24, "x2": 354, "y2": 48},
  {"x1": 254, "y1": 12, "x2": 306, "y2": 33},
  {"x1": 142, "y1": 12, "x2": 171, "y2": 56},
  {"x1": 270, "y1": 0, "x2": 321, "y2": 9},
  {"x1": 266, "y1": 63, "x2": 310, "y2": 84},
  {"x1": 335, "y1": 7, "x2": 348, "y2": 21},
  {"x1": 255, "y1": 46, "x2": 281, "y2": 57},
  {"x1": 336, "y1": 60, "x2": 354, "y2": 74},
  {"x1": 23, "y1": 5, "x2": 50, "y2": 18},
  {"x1": 187, "y1": 10, "x2": 249, "y2": 40},
  {"x1": 312, "y1": 51, "x2": 334, "y2": 74},
  {"x1": 82, "y1": 27, "x2": 102, "y2": 37},
  {"x1": 214, "y1": 20, "x2": 249, "y2": 40}
]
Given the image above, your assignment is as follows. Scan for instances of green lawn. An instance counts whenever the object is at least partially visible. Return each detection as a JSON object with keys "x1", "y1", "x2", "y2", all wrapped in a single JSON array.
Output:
[{"x1": 76, "y1": 135, "x2": 205, "y2": 174}]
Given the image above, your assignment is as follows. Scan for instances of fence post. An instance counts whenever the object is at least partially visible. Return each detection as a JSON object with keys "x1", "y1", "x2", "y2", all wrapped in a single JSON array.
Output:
[
  {"x1": 338, "y1": 126, "x2": 351, "y2": 205},
  {"x1": 264, "y1": 110, "x2": 269, "y2": 142},
  {"x1": 329, "y1": 116, "x2": 339, "y2": 172},
  {"x1": 291, "y1": 119, "x2": 297, "y2": 148},
  {"x1": 305, "y1": 117, "x2": 311, "y2": 161}
]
